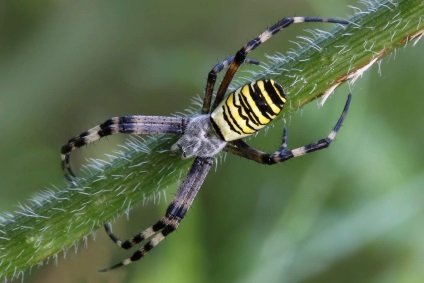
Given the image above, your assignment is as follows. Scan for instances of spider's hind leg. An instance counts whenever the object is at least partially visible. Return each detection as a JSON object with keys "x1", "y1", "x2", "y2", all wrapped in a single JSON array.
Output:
[
  {"x1": 212, "y1": 16, "x2": 349, "y2": 111},
  {"x1": 226, "y1": 94, "x2": 352, "y2": 164}
]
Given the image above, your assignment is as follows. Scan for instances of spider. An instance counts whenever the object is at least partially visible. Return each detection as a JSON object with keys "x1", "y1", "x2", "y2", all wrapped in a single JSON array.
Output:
[{"x1": 61, "y1": 16, "x2": 351, "y2": 271}]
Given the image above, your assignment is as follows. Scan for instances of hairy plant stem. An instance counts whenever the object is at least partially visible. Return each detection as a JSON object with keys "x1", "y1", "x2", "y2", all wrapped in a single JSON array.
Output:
[{"x1": 0, "y1": 0, "x2": 423, "y2": 280}]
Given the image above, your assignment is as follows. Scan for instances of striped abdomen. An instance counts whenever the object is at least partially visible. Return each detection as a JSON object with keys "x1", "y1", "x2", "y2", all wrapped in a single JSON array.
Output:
[{"x1": 211, "y1": 79, "x2": 286, "y2": 141}]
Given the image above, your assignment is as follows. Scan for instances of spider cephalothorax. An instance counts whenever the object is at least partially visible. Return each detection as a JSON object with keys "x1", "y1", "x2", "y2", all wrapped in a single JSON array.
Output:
[
  {"x1": 171, "y1": 114, "x2": 226, "y2": 159},
  {"x1": 61, "y1": 16, "x2": 351, "y2": 271}
]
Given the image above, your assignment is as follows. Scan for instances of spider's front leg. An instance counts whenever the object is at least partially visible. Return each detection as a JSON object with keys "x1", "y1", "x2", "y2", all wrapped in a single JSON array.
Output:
[
  {"x1": 99, "y1": 157, "x2": 213, "y2": 272},
  {"x1": 225, "y1": 94, "x2": 352, "y2": 164},
  {"x1": 60, "y1": 116, "x2": 187, "y2": 181}
]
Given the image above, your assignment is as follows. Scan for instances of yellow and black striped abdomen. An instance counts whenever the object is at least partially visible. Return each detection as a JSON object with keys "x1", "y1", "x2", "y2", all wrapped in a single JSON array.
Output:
[{"x1": 211, "y1": 79, "x2": 286, "y2": 141}]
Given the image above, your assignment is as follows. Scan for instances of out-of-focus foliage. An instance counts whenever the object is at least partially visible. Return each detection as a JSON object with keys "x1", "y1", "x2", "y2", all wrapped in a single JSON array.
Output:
[{"x1": 0, "y1": 0, "x2": 423, "y2": 282}]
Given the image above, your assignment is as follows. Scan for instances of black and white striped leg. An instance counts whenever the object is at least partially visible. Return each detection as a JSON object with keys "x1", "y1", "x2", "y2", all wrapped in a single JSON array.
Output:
[
  {"x1": 212, "y1": 17, "x2": 349, "y2": 110},
  {"x1": 202, "y1": 56, "x2": 260, "y2": 114},
  {"x1": 60, "y1": 116, "x2": 187, "y2": 181},
  {"x1": 225, "y1": 94, "x2": 351, "y2": 164},
  {"x1": 99, "y1": 157, "x2": 214, "y2": 272}
]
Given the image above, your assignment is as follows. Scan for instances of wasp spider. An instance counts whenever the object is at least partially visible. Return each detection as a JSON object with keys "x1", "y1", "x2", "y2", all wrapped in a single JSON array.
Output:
[{"x1": 61, "y1": 16, "x2": 351, "y2": 271}]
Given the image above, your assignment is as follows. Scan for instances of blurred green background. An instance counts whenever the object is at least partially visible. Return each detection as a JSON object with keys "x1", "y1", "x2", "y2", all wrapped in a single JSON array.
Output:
[{"x1": 1, "y1": 0, "x2": 424, "y2": 282}]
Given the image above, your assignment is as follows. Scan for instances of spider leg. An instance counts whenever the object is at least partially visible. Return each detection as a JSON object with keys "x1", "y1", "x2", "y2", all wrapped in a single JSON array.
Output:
[
  {"x1": 225, "y1": 94, "x2": 351, "y2": 164},
  {"x1": 99, "y1": 157, "x2": 214, "y2": 272},
  {"x1": 61, "y1": 116, "x2": 188, "y2": 181},
  {"x1": 212, "y1": 16, "x2": 349, "y2": 110},
  {"x1": 202, "y1": 56, "x2": 260, "y2": 114}
]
